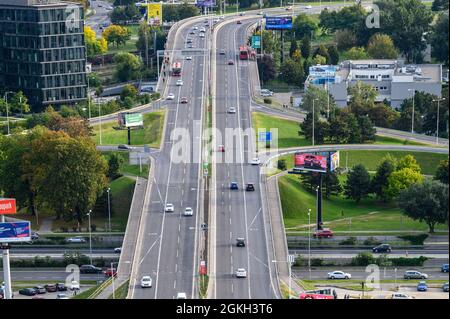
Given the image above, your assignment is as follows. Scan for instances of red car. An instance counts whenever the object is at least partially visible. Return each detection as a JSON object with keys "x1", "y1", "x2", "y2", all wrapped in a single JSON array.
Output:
[
  {"x1": 180, "y1": 97, "x2": 188, "y2": 104},
  {"x1": 228, "y1": 59, "x2": 234, "y2": 65},
  {"x1": 304, "y1": 155, "x2": 321, "y2": 168},
  {"x1": 218, "y1": 145, "x2": 225, "y2": 152},
  {"x1": 237, "y1": 20, "x2": 242, "y2": 24},
  {"x1": 104, "y1": 268, "x2": 117, "y2": 277},
  {"x1": 313, "y1": 228, "x2": 334, "y2": 238}
]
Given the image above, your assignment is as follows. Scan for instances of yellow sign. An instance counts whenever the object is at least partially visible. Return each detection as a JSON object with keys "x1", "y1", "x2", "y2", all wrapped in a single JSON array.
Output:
[{"x1": 146, "y1": 3, "x2": 162, "y2": 26}]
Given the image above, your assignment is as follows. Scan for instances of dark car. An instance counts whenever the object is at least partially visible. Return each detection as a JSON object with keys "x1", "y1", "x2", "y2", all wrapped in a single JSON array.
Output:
[
  {"x1": 228, "y1": 59, "x2": 234, "y2": 65},
  {"x1": 180, "y1": 97, "x2": 188, "y2": 104},
  {"x1": 56, "y1": 283, "x2": 67, "y2": 291},
  {"x1": 80, "y1": 264, "x2": 103, "y2": 274},
  {"x1": 441, "y1": 264, "x2": 449, "y2": 273},
  {"x1": 236, "y1": 238, "x2": 245, "y2": 247},
  {"x1": 443, "y1": 282, "x2": 449, "y2": 292},
  {"x1": 246, "y1": 183, "x2": 255, "y2": 191},
  {"x1": 118, "y1": 144, "x2": 132, "y2": 150},
  {"x1": 304, "y1": 155, "x2": 321, "y2": 168},
  {"x1": 31, "y1": 232, "x2": 39, "y2": 240},
  {"x1": 417, "y1": 281, "x2": 428, "y2": 292},
  {"x1": 313, "y1": 229, "x2": 334, "y2": 238},
  {"x1": 34, "y1": 286, "x2": 46, "y2": 294},
  {"x1": 44, "y1": 284, "x2": 57, "y2": 293},
  {"x1": 19, "y1": 288, "x2": 37, "y2": 296},
  {"x1": 236, "y1": 20, "x2": 242, "y2": 24},
  {"x1": 372, "y1": 244, "x2": 392, "y2": 253},
  {"x1": 230, "y1": 182, "x2": 239, "y2": 190}
]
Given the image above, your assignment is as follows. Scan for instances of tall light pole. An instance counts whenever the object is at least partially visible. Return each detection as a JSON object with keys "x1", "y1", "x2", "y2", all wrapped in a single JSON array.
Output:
[
  {"x1": 312, "y1": 98, "x2": 318, "y2": 146},
  {"x1": 308, "y1": 208, "x2": 311, "y2": 281},
  {"x1": 408, "y1": 89, "x2": 415, "y2": 133},
  {"x1": 87, "y1": 209, "x2": 93, "y2": 265},
  {"x1": 107, "y1": 187, "x2": 111, "y2": 233},
  {"x1": 3, "y1": 91, "x2": 14, "y2": 136},
  {"x1": 433, "y1": 98, "x2": 445, "y2": 145},
  {"x1": 98, "y1": 98, "x2": 103, "y2": 145}
]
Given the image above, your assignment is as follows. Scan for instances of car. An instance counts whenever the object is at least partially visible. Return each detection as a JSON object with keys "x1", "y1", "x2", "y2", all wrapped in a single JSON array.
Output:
[
  {"x1": 230, "y1": 182, "x2": 239, "y2": 190},
  {"x1": 189, "y1": 30, "x2": 195, "y2": 35},
  {"x1": 166, "y1": 93, "x2": 175, "y2": 100},
  {"x1": 228, "y1": 59, "x2": 235, "y2": 65},
  {"x1": 286, "y1": 6, "x2": 293, "y2": 10},
  {"x1": 140, "y1": 86, "x2": 154, "y2": 93},
  {"x1": 200, "y1": 27, "x2": 206, "y2": 32},
  {"x1": 185, "y1": 56, "x2": 192, "y2": 60},
  {"x1": 304, "y1": 154, "x2": 321, "y2": 168},
  {"x1": 66, "y1": 236, "x2": 86, "y2": 243},
  {"x1": 79, "y1": 264, "x2": 102, "y2": 274},
  {"x1": 177, "y1": 292, "x2": 187, "y2": 299},
  {"x1": 441, "y1": 264, "x2": 449, "y2": 273},
  {"x1": 260, "y1": 89, "x2": 273, "y2": 97},
  {"x1": 227, "y1": 107, "x2": 236, "y2": 114},
  {"x1": 193, "y1": 26, "x2": 199, "y2": 30},
  {"x1": 165, "y1": 203, "x2": 174, "y2": 212},
  {"x1": 44, "y1": 284, "x2": 57, "y2": 293},
  {"x1": 327, "y1": 271, "x2": 352, "y2": 280},
  {"x1": 34, "y1": 286, "x2": 46, "y2": 294},
  {"x1": 19, "y1": 288, "x2": 37, "y2": 296},
  {"x1": 236, "y1": 20, "x2": 242, "y2": 24},
  {"x1": 220, "y1": 49, "x2": 226, "y2": 55},
  {"x1": 70, "y1": 281, "x2": 80, "y2": 291},
  {"x1": 188, "y1": 43, "x2": 194, "y2": 48},
  {"x1": 236, "y1": 238, "x2": 245, "y2": 247},
  {"x1": 104, "y1": 268, "x2": 117, "y2": 277},
  {"x1": 56, "y1": 293, "x2": 69, "y2": 299},
  {"x1": 180, "y1": 97, "x2": 188, "y2": 104},
  {"x1": 372, "y1": 244, "x2": 392, "y2": 253},
  {"x1": 186, "y1": 38, "x2": 193, "y2": 44},
  {"x1": 31, "y1": 232, "x2": 39, "y2": 240},
  {"x1": 442, "y1": 282, "x2": 449, "y2": 292},
  {"x1": 218, "y1": 144, "x2": 225, "y2": 152},
  {"x1": 235, "y1": 268, "x2": 247, "y2": 278},
  {"x1": 258, "y1": 11, "x2": 264, "y2": 15},
  {"x1": 417, "y1": 281, "x2": 428, "y2": 292},
  {"x1": 213, "y1": 18, "x2": 219, "y2": 23},
  {"x1": 239, "y1": 12, "x2": 246, "y2": 16},
  {"x1": 246, "y1": 183, "x2": 255, "y2": 191},
  {"x1": 184, "y1": 207, "x2": 193, "y2": 216},
  {"x1": 305, "y1": 5, "x2": 312, "y2": 9},
  {"x1": 390, "y1": 293, "x2": 414, "y2": 299},
  {"x1": 313, "y1": 229, "x2": 334, "y2": 238},
  {"x1": 56, "y1": 283, "x2": 67, "y2": 291},
  {"x1": 114, "y1": 247, "x2": 122, "y2": 253},
  {"x1": 404, "y1": 270, "x2": 428, "y2": 279},
  {"x1": 199, "y1": 32, "x2": 205, "y2": 38},
  {"x1": 141, "y1": 276, "x2": 152, "y2": 288},
  {"x1": 176, "y1": 79, "x2": 184, "y2": 86},
  {"x1": 118, "y1": 144, "x2": 132, "y2": 150},
  {"x1": 251, "y1": 158, "x2": 260, "y2": 165}
]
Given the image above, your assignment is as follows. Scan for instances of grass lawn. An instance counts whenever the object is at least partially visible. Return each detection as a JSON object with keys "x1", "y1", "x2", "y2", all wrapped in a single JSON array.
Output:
[
  {"x1": 278, "y1": 174, "x2": 447, "y2": 232},
  {"x1": 371, "y1": 135, "x2": 431, "y2": 147},
  {"x1": 109, "y1": 280, "x2": 129, "y2": 299},
  {"x1": 108, "y1": 176, "x2": 136, "y2": 231},
  {"x1": 101, "y1": 151, "x2": 149, "y2": 178},
  {"x1": 91, "y1": 110, "x2": 165, "y2": 147}
]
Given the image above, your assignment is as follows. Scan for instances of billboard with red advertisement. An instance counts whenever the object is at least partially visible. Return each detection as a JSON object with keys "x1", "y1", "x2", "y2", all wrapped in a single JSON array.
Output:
[
  {"x1": 294, "y1": 153, "x2": 328, "y2": 173},
  {"x1": 0, "y1": 198, "x2": 16, "y2": 215}
]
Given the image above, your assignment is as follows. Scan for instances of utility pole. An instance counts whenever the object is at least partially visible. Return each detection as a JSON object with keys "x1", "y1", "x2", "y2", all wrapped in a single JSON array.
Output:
[
  {"x1": 408, "y1": 89, "x2": 415, "y2": 133},
  {"x1": 433, "y1": 98, "x2": 446, "y2": 145}
]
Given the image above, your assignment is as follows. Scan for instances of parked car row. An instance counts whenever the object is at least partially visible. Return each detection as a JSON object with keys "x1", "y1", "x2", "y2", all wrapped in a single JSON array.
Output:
[{"x1": 18, "y1": 281, "x2": 78, "y2": 297}]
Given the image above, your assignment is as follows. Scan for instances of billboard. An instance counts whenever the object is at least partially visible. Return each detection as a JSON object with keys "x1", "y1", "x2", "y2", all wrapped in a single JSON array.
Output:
[
  {"x1": 0, "y1": 198, "x2": 16, "y2": 215},
  {"x1": 125, "y1": 113, "x2": 144, "y2": 128},
  {"x1": 0, "y1": 221, "x2": 31, "y2": 243},
  {"x1": 146, "y1": 3, "x2": 162, "y2": 26},
  {"x1": 294, "y1": 152, "x2": 328, "y2": 173},
  {"x1": 195, "y1": 0, "x2": 216, "y2": 8},
  {"x1": 330, "y1": 151, "x2": 340, "y2": 172},
  {"x1": 265, "y1": 16, "x2": 293, "y2": 30}
]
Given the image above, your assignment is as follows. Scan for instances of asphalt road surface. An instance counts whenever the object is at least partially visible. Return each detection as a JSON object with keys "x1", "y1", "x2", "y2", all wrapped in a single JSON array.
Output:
[{"x1": 86, "y1": 0, "x2": 113, "y2": 36}]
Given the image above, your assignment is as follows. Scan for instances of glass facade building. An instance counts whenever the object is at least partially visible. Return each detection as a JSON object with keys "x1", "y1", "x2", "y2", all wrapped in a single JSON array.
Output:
[{"x1": 0, "y1": 0, "x2": 87, "y2": 111}]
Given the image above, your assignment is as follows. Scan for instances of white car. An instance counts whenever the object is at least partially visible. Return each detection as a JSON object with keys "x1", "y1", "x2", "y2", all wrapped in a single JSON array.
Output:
[
  {"x1": 165, "y1": 203, "x2": 174, "y2": 212},
  {"x1": 66, "y1": 236, "x2": 86, "y2": 243},
  {"x1": 176, "y1": 79, "x2": 183, "y2": 86},
  {"x1": 140, "y1": 276, "x2": 152, "y2": 288},
  {"x1": 70, "y1": 280, "x2": 80, "y2": 290},
  {"x1": 199, "y1": 32, "x2": 205, "y2": 38},
  {"x1": 166, "y1": 93, "x2": 175, "y2": 100},
  {"x1": 260, "y1": 89, "x2": 273, "y2": 97},
  {"x1": 286, "y1": 6, "x2": 293, "y2": 10},
  {"x1": 235, "y1": 268, "x2": 247, "y2": 278},
  {"x1": 185, "y1": 56, "x2": 192, "y2": 60},
  {"x1": 177, "y1": 292, "x2": 187, "y2": 299},
  {"x1": 239, "y1": 12, "x2": 246, "y2": 16},
  {"x1": 391, "y1": 293, "x2": 414, "y2": 299},
  {"x1": 327, "y1": 271, "x2": 352, "y2": 279},
  {"x1": 200, "y1": 27, "x2": 206, "y2": 32},
  {"x1": 184, "y1": 207, "x2": 193, "y2": 216},
  {"x1": 227, "y1": 107, "x2": 236, "y2": 114},
  {"x1": 56, "y1": 293, "x2": 69, "y2": 299},
  {"x1": 193, "y1": 26, "x2": 198, "y2": 30},
  {"x1": 305, "y1": 5, "x2": 312, "y2": 9},
  {"x1": 251, "y1": 158, "x2": 260, "y2": 165}
]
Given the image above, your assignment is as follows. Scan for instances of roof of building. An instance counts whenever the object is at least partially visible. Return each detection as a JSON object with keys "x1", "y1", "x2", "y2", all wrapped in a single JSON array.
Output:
[{"x1": 0, "y1": 0, "x2": 78, "y2": 8}]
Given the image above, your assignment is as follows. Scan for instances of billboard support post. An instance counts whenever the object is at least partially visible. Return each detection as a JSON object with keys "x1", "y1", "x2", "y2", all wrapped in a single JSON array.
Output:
[
  {"x1": 1, "y1": 215, "x2": 12, "y2": 300},
  {"x1": 127, "y1": 127, "x2": 131, "y2": 145},
  {"x1": 316, "y1": 174, "x2": 323, "y2": 230}
]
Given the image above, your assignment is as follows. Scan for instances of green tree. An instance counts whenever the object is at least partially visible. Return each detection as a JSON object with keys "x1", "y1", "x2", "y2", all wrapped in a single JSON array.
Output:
[
  {"x1": 313, "y1": 45, "x2": 330, "y2": 64},
  {"x1": 300, "y1": 35, "x2": 311, "y2": 59},
  {"x1": 114, "y1": 52, "x2": 142, "y2": 82},
  {"x1": 258, "y1": 54, "x2": 277, "y2": 82},
  {"x1": 293, "y1": 13, "x2": 319, "y2": 40},
  {"x1": 299, "y1": 112, "x2": 328, "y2": 144},
  {"x1": 102, "y1": 25, "x2": 131, "y2": 47},
  {"x1": 345, "y1": 46, "x2": 369, "y2": 60},
  {"x1": 107, "y1": 153, "x2": 123, "y2": 180},
  {"x1": 398, "y1": 180, "x2": 448, "y2": 233},
  {"x1": 313, "y1": 54, "x2": 327, "y2": 65},
  {"x1": 328, "y1": 115, "x2": 350, "y2": 143},
  {"x1": 434, "y1": 160, "x2": 449, "y2": 184},
  {"x1": 347, "y1": 81, "x2": 378, "y2": 117},
  {"x1": 397, "y1": 154, "x2": 421, "y2": 174},
  {"x1": 121, "y1": 84, "x2": 138, "y2": 101},
  {"x1": 431, "y1": 0, "x2": 449, "y2": 11},
  {"x1": 368, "y1": 104, "x2": 400, "y2": 128},
  {"x1": 344, "y1": 164, "x2": 371, "y2": 202},
  {"x1": 136, "y1": 23, "x2": 167, "y2": 61},
  {"x1": 358, "y1": 116, "x2": 376, "y2": 142},
  {"x1": 327, "y1": 45, "x2": 339, "y2": 65},
  {"x1": 335, "y1": 30, "x2": 357, "y2": 51},
  {"x1": 367, "y1": 33, "x2": 398, "y2": 59},
  {"x1": 280, "y1": 58, "x2": 304, "y2": 85},
  {"x1": 430, "y1": 11, "x2": 449, "y2": 65},
  {"x1": 289, "y1": 38, "x2": 298, "y2": 58},
  {"x1": 371, "y1": 155, "x2": 396, "y2": 201},
  {"x1": 9, "y1": 91, "x2": 30, "y2": 114},
  {"x1": 386, "y1": 168, "x2": 423, "y2": 199},
  {"x1": 302, "y1": 85, "x2": 336, "y2": 115}
]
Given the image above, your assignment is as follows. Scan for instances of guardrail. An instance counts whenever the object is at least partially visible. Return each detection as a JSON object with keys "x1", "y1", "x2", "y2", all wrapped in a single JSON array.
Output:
[{"x1": 88, "y1": 277, "x2": 113, "y2": 299}]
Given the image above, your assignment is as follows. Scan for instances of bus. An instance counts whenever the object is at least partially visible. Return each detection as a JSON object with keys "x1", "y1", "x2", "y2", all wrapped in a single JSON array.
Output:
[
  {"x1": 239, "y1": 45, "x2": 249, "y2": 60},
  {"x1": 299, "y1": 289, "x2": 335, "y2": 299},
  {"x1": 171, "y1": 62, "x2": 182, "y2": 76}
]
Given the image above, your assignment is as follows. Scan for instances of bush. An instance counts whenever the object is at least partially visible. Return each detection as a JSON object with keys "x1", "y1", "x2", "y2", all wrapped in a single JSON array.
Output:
[
  {"x1": 263, "y1": 98, "x2": 272, "y2": 104},
  {"x1": 277, "y1": 159, "x2": 287, "y2": 171},
  {"x1": 339, "y1": 237, "x2": 357, "y2": 245},
  {"x1": 351, "y1": 252, "x2": 376, "y2": 266},
  {"x1": 398, "y1": 234, "x2": 428, "y2": 245},
  {"x1": 151, "y1": 92, "x2": 161, "y2": 100},
  {"x1": 390, "y1": 256, "x2": 428, "y2": 267},
  {"x1": 294, "y1": 255, "x2": 304, "y2": 267},
  {"x1": 311, "y1": 258, "x2": 324, "y2": 267},
  {"x1": 363, "y1": 237, "x2": 382, "y2": 246}
]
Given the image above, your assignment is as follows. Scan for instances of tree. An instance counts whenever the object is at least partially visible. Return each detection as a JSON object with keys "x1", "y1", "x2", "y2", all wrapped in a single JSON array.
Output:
[
  {"x1": 327, "y1": 45, "x2": 339, "y2": 65},
  {"x1": 347, "y1": 81, "x2": 378, "y2": 117},
  {"x1": 367, "y1": 33, "x2": 398, "y2": 59},
  {"x1": 431, "y1": 0, "x2": 449, "y2": 11},
  {"x1": 280, "y1": 58, "x2": 304, "y2": 85},
  {"x1": 293, "y1": 14, "x2": 319, "y2": 40},
  {"x1": 430, "y1": 11, "x2": 449, "y2": 65},
  {"x1": 102, "y1": 25, "x2": 131, "y2": 47},
  {"x1": 313, "y1": 55, "x2": 327, "y2": 65},
  {"x1": 177, "y1": 2, "x2": 200, "y2": 20},
  {"x1": 42, "y1": 107, "x2": 92, "y2": 138},
  {"x1": 110, "y1": 5, "x2": 140, "y2": 24},
  {"x1": 345, "y1": 47, "x2": 369, "y2": 60},
  {"x1": 368, "y1": 104, "x2": 400, "y2": 128},
  {"x1": 398, "y1": 180, "x2": 449, "y2": 233},
  {"x1": 258, "y1": 54, "x2": 277, "y2": 82},
  {"x1": 335, "y1": 30, "x2": 357, "y2": 51},
  {"x1": 344, "y1": 164, "x2": 371, "y2": 202},
  {"x1": 434, "y1": 160, "x2": 449, "y2": 184},
  {"x1": 302, "y1": 85, "x2": 336, "y2": 114},
  {"x1": 386, "y1": 168, "x2": 423, "y2": 199},
  {"x1": 371, "y1": 155, "x2": 396, "y2": 201},
  {"x1": 300, "y1": 112, "x2": 329, "y2": 144},
  {"x1": 323, "y1": 171, "x2": 342, "y2": 198},
  {"x1": 8, "y1": 91, "x2": 30, "y2": 114},
  {"x1": 397, "y1": 154, "x2": 421, "y2": 173},
  {"x1": 114, "y1": 52, "x2": 142, "y2": 82},
  {"x1": 120, "y1": 84, "x2": 138, "y2": 101},
  {"x1": 328, "y1": 115, "x2": 350, "y2": 143},
  {"x1": 107, "y1": 153, "x2": 123, "y2": 180},
  {"x1": 300, "y1": 35, "x2": 311, "y2": 59},
  {"x1": 313, "y1": 45, "x2": 330, "y2": 64},
  {"x1": 289, "y1": 38, "x2": 298, "y2": 58},
  {"x1": 358, "y1": 116, "x2": 376, "y2": 142},
  {"x1": 84, "y1": 26, "x2": 107, "y2": 57}
]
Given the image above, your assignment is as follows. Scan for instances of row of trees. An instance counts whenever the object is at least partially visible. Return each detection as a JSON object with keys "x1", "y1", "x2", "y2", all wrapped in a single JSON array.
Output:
[{"x1": 0, "y1": 91, "x2": 30, "y2": 115}]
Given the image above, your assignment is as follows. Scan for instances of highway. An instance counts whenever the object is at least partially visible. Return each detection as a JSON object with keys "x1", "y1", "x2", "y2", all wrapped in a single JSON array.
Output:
[
  {"x1": 85, "y1": 0, "x2": 113, "y2": 36},
  {"x1": 0, "y1": 269, "x2": 108, "y2": 282},
  {"x1": 129, "y1": 16, "x2": 207, "y2": 299}
]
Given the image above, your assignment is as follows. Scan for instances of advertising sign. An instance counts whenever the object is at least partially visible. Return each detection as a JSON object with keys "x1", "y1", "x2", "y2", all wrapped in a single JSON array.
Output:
[
  {"x1": 195, "y1": 0, "x2": 216, "y2": 8},
  {"x1": 265, "y1": 16, "x2": 293, "y2": 30},
  {"x1": 251, "y1": 35, "x2": 261, "y2": 49},
  {"x1": 330, "y1": 151, "x2": 340, "y2": 172},
  {"x1": 0, "y1": 198, "x2": 16, "y2": 215},
  {"x1": 146, "y1": 3, "x2": 162, "y2": 26},
  {"x1": 0, "y1": 221, "x2": 31, "y2": 243},
  {"x1": 294, "y1": 152, "x2": 328, "y2": 173},
  {"x1": 125, "y1": 113, "x2": 144, "y2": 128}
]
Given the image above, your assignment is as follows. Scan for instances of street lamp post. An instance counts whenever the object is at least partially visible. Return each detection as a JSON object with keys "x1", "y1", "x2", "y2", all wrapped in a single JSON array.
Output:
[
  {"x1": 87, "y1": 210, "x2": 93, "y2": 265},
  {"x1": 308, "y1": 208, "x2": 311, "y2": 281},
  {"x1": 433, "y1": 98, "x2": 446, "y2": 145},
  {"x1": 312, "y1": 98, "x2": 318, "y2": 146},
  {"x1": 98, "y1": 98, "x2": 103, "y2": 145},
  {"x1": 3, "y1": 91, "x2": 14, "y2": 135},
  {"x1": 107, "y1": 187, "x2": 111, "y2": 233},
  {"x1": 408, "y1": 89, "x2": 415, "y2": 133}
]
